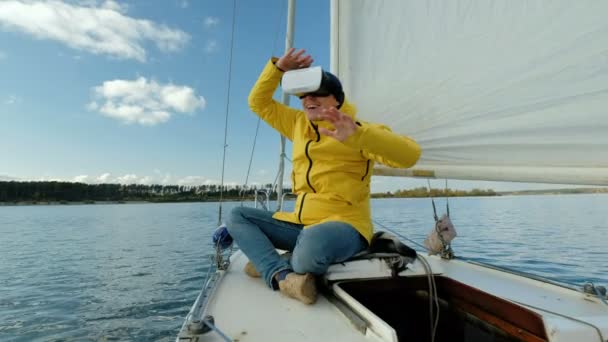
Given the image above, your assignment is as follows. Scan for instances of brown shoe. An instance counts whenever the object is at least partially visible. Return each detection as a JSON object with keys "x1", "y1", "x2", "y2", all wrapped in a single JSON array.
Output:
[
  {"x1": 243, "y1": 261, "x2": 261, "y2": 278},
  {"x1": 243, "y1": 253, "x2": 292, "y2": 278},
  {"x1": 278, "y1": 273, "x2": 317, "y2": 305}
]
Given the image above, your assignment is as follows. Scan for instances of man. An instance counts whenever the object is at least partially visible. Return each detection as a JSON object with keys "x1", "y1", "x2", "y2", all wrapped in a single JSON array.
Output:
[{"x1": 227, "y1": 48, "x2": 421, "y2": 305}]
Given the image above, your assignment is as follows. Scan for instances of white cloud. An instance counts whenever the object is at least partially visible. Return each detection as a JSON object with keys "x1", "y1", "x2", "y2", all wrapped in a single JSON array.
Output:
[
  {"x1": 92, "y1": 173, "x2": 216, "y2": 185},
  {"x1": 116, "y1": 174, "x2": 140, "y2": 184},
  {"x1": 153, "y1": 169, "x2": 172, "y2": 184},
  {"x1": 205, "y1": 40, "x2": 218, "y2": 53},
  {"x1": 73, "y1": 175, "x2": 90, "y2": 183},
  {"x1": 86, "y1": 101, "x2": 98, "y2": 111},
  {"x1": 1, "y1": 172, "x2": 242, "y2": 187},
  {"x1": 97, "y1": 173, "x2": 111, "y2": 183},
  {"x1": 204, "y1": 16, "x2": 219, "y2": 28},
  {"x1": 73, "y1": 173, "x2": 152, "y2": 185},
  {"x1": 4, "y1": 95, "x2": 20, "y2": 105},
  {"x1": 100, "y1": 0, "x2": 126, "y2": 13},
  {"x1": 138, "y1": 176, "x2": 153, "y2": 184},
  {"x1": 0, "y1": 174, "x2": 19, "y2": 181},
  {"x1": 107, "y1": 173, "x2": 221, "y2": 185},
  {"x1": 89, "y1": 77, "x2": 206, "y2": 126},
  {"x1": 0, "y1": 50, "x2": 6, "y2": 60},
  {"x1": 0, "y1": 0, "x2": 189, "y2": 62},
  {"x1": 176, "y1": 176, "x2": 219, "y2": 186}
]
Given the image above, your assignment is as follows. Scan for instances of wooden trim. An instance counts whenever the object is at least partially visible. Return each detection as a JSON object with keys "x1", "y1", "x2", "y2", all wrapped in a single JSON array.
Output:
[
  {"x1": 437, "y1": 276, "x2": 548, "y2": 340},
  {"x1": 452, "y1": 298, "x2": 547, "y2": 342}
]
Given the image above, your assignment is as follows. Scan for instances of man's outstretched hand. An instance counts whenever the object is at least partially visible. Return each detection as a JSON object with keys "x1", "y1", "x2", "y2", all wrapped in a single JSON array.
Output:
[
  {"x1": 317, "y1": 107, "x2": 358, "y2": 142},
  {"x1": 276, "y1": 48, "x2": 313, "y2": 72}
]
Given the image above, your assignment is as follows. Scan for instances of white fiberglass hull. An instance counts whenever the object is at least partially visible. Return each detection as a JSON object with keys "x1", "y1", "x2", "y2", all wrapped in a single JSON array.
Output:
[{"x1": 177, "y1": 250, "x2": 608, "y2": 342}]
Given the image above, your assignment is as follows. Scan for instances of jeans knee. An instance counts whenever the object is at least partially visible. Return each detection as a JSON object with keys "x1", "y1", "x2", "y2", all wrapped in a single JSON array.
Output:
[
  {"x1": 291, "y1": 237, "x2": 331, "y2": 275},
  {"x1": 226, "y1": 206, "x2": 247, "y2": 235},
  {"x1": 228, "y1": 206, "x2": 244, "y2": 221}
]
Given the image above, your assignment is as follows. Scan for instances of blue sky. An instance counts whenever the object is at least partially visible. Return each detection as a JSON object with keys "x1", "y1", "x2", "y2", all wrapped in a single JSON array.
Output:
[{"x1": 0, "y1": 0, "x2": 575, "y2": 192}]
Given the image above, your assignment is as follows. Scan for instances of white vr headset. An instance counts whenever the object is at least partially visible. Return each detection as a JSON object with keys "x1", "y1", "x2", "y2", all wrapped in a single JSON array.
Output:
[{"x1": 281, "y1": 66, "x2": 323, "y2": 95}]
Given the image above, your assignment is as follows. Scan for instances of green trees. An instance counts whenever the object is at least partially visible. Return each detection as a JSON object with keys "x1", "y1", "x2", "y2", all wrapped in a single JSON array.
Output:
[
  {"x1": 0, "y1": 181, "x2": 292, "y2": 203},
  {"x1": 371, "y1": 187, "x2": 497, "y2": 198}
]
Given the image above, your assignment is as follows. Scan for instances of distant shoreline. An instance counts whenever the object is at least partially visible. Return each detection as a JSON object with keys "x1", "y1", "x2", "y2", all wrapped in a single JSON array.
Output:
[
  {"x1": 498, "y1": 188, "x2": 608, "y2": 196},
  {"x1": 3, "y1": 181, "x2": 605, "y2": 206},
  {"x1": 0, "y1": 200, "x2": 149, "y2": 207},
  {"x1": 1, "y1": 190, "x2": 606, "y2": 207},
  {"x1": 0, "y1": 199, "x2": 247, "y2": 207}
]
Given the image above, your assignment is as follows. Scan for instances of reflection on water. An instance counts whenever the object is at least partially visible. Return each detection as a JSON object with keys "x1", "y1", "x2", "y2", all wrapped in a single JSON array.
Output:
[{"x1": 0, "y1": 195, "x2": 606, "y2": 341}]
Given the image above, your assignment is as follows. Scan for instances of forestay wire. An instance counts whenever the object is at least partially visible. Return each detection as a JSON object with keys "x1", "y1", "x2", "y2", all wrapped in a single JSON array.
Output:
[
  {"x1": 240, "y1": 0, "x2": 287, "y2": 204},
  {"x1": 217, "y1": 0, "x2": 238, "y2": 225}
]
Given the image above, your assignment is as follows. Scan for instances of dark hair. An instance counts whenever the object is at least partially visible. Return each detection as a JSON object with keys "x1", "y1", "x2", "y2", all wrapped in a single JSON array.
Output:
[{"x1": 319, "y1": 71, "x2": 345, "y2": 109}]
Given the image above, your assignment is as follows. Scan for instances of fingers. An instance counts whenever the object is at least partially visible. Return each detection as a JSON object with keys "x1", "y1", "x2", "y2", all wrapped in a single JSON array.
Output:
[
  {"x1": 318, "y1": 127, "x2": 336, "y2": 138},
  {"x1": 293, "y1": 49, "x2": 305, "y2": 59},
  {"x1": 319, "y1": 107, "x2": 342, "y2": 122},
  {"x1": 317, "y1": 114, "x2": 336, "y2": 124},
  {"x1": 282, "y1": 48, "x2": 313, "y2": 69},
  {"x1": 297, "y1": 55, "x2": 313, "y2": 68}
]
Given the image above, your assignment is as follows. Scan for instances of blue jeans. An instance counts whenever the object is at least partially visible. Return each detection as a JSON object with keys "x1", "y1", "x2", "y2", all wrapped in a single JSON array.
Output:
[{"x1": 227, "y1": 206, "x2": 367, "y2": 289}]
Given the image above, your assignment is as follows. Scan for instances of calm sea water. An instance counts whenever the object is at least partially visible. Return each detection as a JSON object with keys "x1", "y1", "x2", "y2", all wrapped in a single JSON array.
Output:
[{"x1": 1, "y1": 195, "x2": 606, "y2": 341}]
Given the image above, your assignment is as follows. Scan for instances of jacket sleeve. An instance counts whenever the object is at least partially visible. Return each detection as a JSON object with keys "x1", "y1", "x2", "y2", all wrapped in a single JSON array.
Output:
[
  {"x1": 343, "y1": 121, "x2": 422, "y2": 168},
  {"x1": 248, "y1": 58, "x2": 302, "y2": 141}
]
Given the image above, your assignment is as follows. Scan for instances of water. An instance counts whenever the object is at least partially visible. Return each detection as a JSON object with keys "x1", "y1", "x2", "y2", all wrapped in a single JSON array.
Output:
[{"x1": 1, "y1": 195, "x2": 606, "y2": 341}]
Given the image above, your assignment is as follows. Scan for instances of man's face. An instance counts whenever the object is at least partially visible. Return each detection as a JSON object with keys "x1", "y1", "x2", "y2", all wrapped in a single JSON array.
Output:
[{"x1": 300, "y1": 94, "x2": 339, "y2": 121}]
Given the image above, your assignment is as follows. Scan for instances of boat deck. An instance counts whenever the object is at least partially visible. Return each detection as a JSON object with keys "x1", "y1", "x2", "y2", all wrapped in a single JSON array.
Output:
[
  {"x1": 179, "y1": 251, "x2": 608, "y2": 342},
  {"x1": 184, "y1": 251, "x2": 379, "y2": 342}
]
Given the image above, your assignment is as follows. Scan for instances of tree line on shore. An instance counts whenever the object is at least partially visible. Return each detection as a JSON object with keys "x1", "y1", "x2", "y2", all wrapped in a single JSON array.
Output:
[
  {"x1": 0, "y1": 181, "x2": 284, "y2": 203},
  {"x1": 371, "y1": 187, "x2": 497, "y2": 198},
  {"x1": 0, "y1": 181, "x2": 497, "y2": 203}
]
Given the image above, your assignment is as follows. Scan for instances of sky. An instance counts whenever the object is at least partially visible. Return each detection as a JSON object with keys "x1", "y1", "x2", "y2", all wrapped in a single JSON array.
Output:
[{"x1": 0, "y1": 0, "x2": 580, "y2": 193}]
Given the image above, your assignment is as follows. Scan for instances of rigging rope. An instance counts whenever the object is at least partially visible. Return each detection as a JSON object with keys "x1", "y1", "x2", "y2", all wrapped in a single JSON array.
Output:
[
  {"x1": 240, "y1": 0, "x2": 287, "y2": 205},
  {"x1": 371, "y1": 219, "x2": 440, "y2": 340},
  {"x1": 427, "y1": 179, "x2": 451, "y2": 222},
  {"x1": 372, "y1": 219, "x2": 426, "y2": 250},
  {"x1": 217, "y1": 0, "x2": 238, "y2": 225},
  {"x1": 418, "y1": 255, "x2": 440, "y2": 342},
  {"x1": 241, "y1": 118, "x2": 261, "y2": 203},
  {"x1": 272, "y1": 0, "x2": 286, "y2": 56}
]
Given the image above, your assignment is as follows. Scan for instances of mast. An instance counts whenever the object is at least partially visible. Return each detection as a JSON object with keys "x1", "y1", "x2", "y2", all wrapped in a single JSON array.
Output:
[
  {"x1": 277, "y1": 0, "x2": 295, "y2": 211},
  {"x1": 330, "y1": 0, "x2": 338, "y2": 75}
]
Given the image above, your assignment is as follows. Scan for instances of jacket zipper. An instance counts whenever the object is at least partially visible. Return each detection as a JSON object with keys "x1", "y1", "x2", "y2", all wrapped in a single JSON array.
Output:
[
  {"x1": 361, "y1": 159, "x2": 371, "y2": 181},
  {"x1": 304, "y1": 140, "x2": 317, "y2": 193},
  {"x1": 299, "y1": 122, "x2": 320, "y2": 223},
  {"x1": 297, "y1": 193, "x2": 307, "y2": 223},
  {"x1": 304, "y1": 122, "x2": 320, "y2": 193}
]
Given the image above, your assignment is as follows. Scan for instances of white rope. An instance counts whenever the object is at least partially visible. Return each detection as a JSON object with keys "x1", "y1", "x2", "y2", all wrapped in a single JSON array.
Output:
[
  {"x1": 593, "y1": 286, "x2": 608, "y2": 306},
  {"x1": 372, "y1": 219, "x2": 441, "y2": 341},
  {"x1": 202, "y1": 319, "x2": 233, "y2": 342},
  {"x1": 418, "y1": 254, "x2": 440, "y2": 342}
]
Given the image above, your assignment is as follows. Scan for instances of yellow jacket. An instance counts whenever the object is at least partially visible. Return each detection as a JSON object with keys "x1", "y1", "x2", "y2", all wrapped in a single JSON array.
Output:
[{"x1": 249, "y1": 59, "x2": 421, "y2": 243}]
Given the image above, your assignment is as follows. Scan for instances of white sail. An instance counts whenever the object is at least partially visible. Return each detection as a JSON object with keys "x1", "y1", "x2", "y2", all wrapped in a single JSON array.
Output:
[{"x1": 331, "y1": 0, "x2": 608, "y2": 185}]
